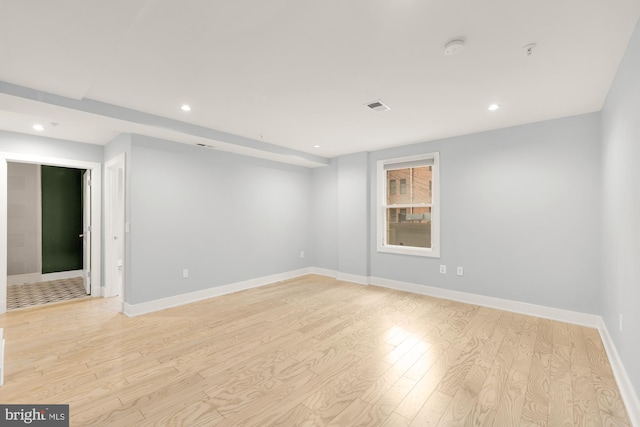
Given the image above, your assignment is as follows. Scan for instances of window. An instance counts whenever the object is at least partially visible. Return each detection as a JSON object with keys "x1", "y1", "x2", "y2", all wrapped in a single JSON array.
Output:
[
  {"x1": 389, "y1": 208, "x2": 397, "y2": 222},
  {"x1": 377, "y1": 153, "x2": 439, "y2": 257}
]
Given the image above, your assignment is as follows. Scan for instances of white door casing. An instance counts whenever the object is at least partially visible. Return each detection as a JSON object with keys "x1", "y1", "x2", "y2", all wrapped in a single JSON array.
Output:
[
  {"x1": 82, "y1": 169, "x2": 91, "y2": 294},
  {"x1": 0, "y1": 153, "x2": 101, "y2": 314},
  {"x1": 104, "y1": 154, "x2": 125, "y2": 300}
]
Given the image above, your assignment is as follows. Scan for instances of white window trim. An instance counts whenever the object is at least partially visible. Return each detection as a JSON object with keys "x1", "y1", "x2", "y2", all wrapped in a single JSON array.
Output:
[{"x1": 377, "y1": 152, "x2": 440, "y2": 258}]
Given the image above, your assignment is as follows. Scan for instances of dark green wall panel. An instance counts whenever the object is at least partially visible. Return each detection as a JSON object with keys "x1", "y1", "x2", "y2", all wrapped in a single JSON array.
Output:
[{"x1": 41, "y1": 166, "x2": 84, "y2": 274}]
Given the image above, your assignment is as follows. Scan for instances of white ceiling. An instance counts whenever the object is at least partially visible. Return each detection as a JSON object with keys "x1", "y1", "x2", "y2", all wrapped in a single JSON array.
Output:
[{"x1": 0, "y1": 0, "x2": 639, "y2": 164}]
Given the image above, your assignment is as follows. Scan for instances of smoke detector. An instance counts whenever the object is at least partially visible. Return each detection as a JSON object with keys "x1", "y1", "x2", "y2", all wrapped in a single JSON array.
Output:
[
  {"x1": 523, "y1": 43, "x2": 537, "y2": 56},
  {"x1": 444, "y1": 39, "x2": 465, "y2": 56},
  {"x1": 365, "y1": 100, "x2": 391, "y2": 112}
]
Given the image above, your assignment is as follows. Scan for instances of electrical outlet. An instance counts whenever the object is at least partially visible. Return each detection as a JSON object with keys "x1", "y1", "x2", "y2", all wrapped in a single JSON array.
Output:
[
  {"x1": 300, "y1": 251, "x2": 305, "y2": 258},
  {"x1": 619, "y1": 314, "x2": 623, "y2": 333},
  {"x1": 440, "y1": 265, "x2": 446, "y2": 274},
  {"x1": 183, "y1": 269, "x2": 189, "y2": 278},
  {"x1": 457, "y1": 266, "x2": 464, "y2": 276}
]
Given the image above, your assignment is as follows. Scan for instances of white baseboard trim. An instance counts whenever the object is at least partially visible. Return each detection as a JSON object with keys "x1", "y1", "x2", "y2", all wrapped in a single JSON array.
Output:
[
  {"x1": 597, "y1": 319, "x2": 640, "y2": 426},
  {"x1": 310, "y1": 268, "x2": 369, "y2": 286},
  {"x1": 7, "y1": 273, "x2": 42, "y2": 286},
  {"x1": 336, "y1": 272, "x2": 369, "y2": 285},
  {"x1": 369, "y1": 276, "x2": 601, "y2": 328},
  {"x1": 308, "y1": 269, "x2": 600, "y2": 328},
  {"x1": 309, "y1": 267, "x2": 338, "y2": 278},
  {"x1": 122, "y1": 268, "x2": 312, "y2": 317},
  {"x1": 42, "y1": 270, "x2": 83, "y2": 281}
]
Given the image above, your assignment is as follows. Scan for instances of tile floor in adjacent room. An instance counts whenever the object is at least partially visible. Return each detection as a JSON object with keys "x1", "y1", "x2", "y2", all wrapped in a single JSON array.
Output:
[{"x1": 6, "y1": 277, "x2": 88, "y2": 311}]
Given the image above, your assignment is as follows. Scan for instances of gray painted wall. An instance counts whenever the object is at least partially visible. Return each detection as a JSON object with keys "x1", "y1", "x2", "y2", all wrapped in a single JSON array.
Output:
[
  {"x1": 0, "y1": 130, "x2": 103, "y2": 163},
  {"x1": 308, "y1": 113, "x2": 601, "y2": 315},
  {"x1": 104, "y1": 133, "x2": 131, "y2": 162},
  {"x1": 602, "y1": 19, "x2": 640, "y2": 398},
  {"x1": 337, "y1": 153, "x2": 370, "y2": 277},
  {"x1": 367, "y1": 114, "x2": 602, "y2": 314},
  {"x1": 126, "y1": 134, "x2": 312, "y2": 304},
  {"x1": 310, "y1": 159, "x2": 338, "y2": 271}
]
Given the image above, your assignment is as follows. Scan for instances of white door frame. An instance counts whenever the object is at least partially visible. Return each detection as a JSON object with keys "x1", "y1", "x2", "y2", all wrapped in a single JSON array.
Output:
[
  {"x1": 82, "y1": 170, "x2": 92, "y2": 294},
  {"x1": 104, "y1": 154, "x2": 125, "y2": 300},
  {"x1": 0, "y1": 152, "x2": 101, "y2": 314}
]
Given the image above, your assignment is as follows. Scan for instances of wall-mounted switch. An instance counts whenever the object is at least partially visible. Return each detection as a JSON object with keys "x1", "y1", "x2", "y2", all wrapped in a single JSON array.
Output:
[
  {"x1": 457, "y1": 267, "x2": 464, "y2": 276},
  {"x1": 440, "y1": 265, "x2": 446, "y2": 274},
  {"x1": 183, "y1": 269, "x2": 189, "y2": 278}
]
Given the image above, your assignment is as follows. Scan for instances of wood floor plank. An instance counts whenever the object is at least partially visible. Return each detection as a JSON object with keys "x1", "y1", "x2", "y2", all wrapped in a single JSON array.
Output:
[
  {"x1": 548, "y1": 343, "x2": 573, "y2": 427},
  {"x1": 326, "y1": 398, "x2": 375, "y2": 426},
  {"x1": 368, "y1": 375, "x2": 419, "y2": 424},
  {"x1": 138, "y1": 399, "x2": 225, "y2": 427},
  {"x1": 270, "y1": 402, "x2": 315, "y2": 426},
  {"x1": 410, "y1": 390, "x2": 452, "y2": 427},
  {"x1": 582, "y1": 328, "x2": 630, "y2": 425},
  {"x1": 517, "y1": 318, "x2": 550, "y2": 425},
  {"x1": 569, "y1": 325, "x2": 602, "y2": 427},
  {"x1": 520, "y1": 340, "x2": 551, "y2": 425},
  {"x1": 382, "y1": 412, "x2": 412, "y2": 427},
  {"x1": 394, "y1": 345, "x2": 462, "y2": 420},
  {"x1": 491, "y1": 317, "x2": 538, "y2": 427},
  {"x1": 477, "y1": 327, "x2": 520, "y2": 410},
  {"x1": 436, "y1": 315, "x2": 507, "y2": 426},
  {"x1": 0, "y1": 274, "x2": 630, "y2": 427}
]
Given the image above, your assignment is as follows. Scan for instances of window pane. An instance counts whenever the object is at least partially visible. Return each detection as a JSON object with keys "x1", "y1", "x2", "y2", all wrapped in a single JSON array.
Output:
[
  {"x1": 412, "y1": 166, "x2": 432, "y2": 204},
  {"x1": 386, "y1": 167, "x2": 432, "y2": 205},
  {"x1": 387, "y1": 170, "x2": 409, "y2": 204},
  {"x1": 386, "y1": 207, "x2": 431, "y2": 248}
]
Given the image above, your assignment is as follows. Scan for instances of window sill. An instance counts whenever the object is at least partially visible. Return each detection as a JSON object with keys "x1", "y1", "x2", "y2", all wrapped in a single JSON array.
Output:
[{"x1": 377, "y1": 245, "x2": 440, "y2": 258}]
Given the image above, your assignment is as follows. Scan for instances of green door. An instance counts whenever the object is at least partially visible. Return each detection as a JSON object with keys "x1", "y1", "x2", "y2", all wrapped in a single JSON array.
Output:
[{"x1": 41, "y1": 166, "x2": 84, "y2": 274}]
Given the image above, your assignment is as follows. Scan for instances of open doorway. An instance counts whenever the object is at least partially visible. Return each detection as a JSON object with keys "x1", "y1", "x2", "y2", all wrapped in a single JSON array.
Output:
[
  {"x1": 0, "y1": 153, "x2": 101, "y2": 314},
  {"x1": 5, "y1": 163, "x2": 91, "y2": 310}
]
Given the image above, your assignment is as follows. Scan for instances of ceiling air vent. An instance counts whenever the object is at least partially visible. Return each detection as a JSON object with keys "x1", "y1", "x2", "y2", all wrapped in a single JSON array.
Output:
[{"x1": 365, "y1": 100, "x2": 390, "y2": 112}]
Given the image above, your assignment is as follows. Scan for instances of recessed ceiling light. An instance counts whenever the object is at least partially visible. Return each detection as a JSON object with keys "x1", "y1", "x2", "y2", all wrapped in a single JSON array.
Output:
[
  {"x1": 488, "y1": 104, "x2": 500, "y2": 111},
  {"x1": 32, "y1": 124, "x2": 44, "y2": 131},
  {"x1": 313, "y1": 145, "x2": 320, "y2": 148},
  {"x1": 444, "y1": 39, "x2": 465, "y2": 56},
  {"x1": 180, "y1": 104, "x2": 191, "y2": 112}
]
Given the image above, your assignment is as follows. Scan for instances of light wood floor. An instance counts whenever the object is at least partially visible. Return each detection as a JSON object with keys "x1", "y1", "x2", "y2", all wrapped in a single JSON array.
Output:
[{"x1": 0, "y1": 275, "x2": 629, "y2": 426}]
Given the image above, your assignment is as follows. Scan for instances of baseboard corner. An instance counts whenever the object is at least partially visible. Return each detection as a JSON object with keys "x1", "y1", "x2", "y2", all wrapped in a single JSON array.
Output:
[{"x1": 597, "y1": 319, "x2": 640, "y2": 426}]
